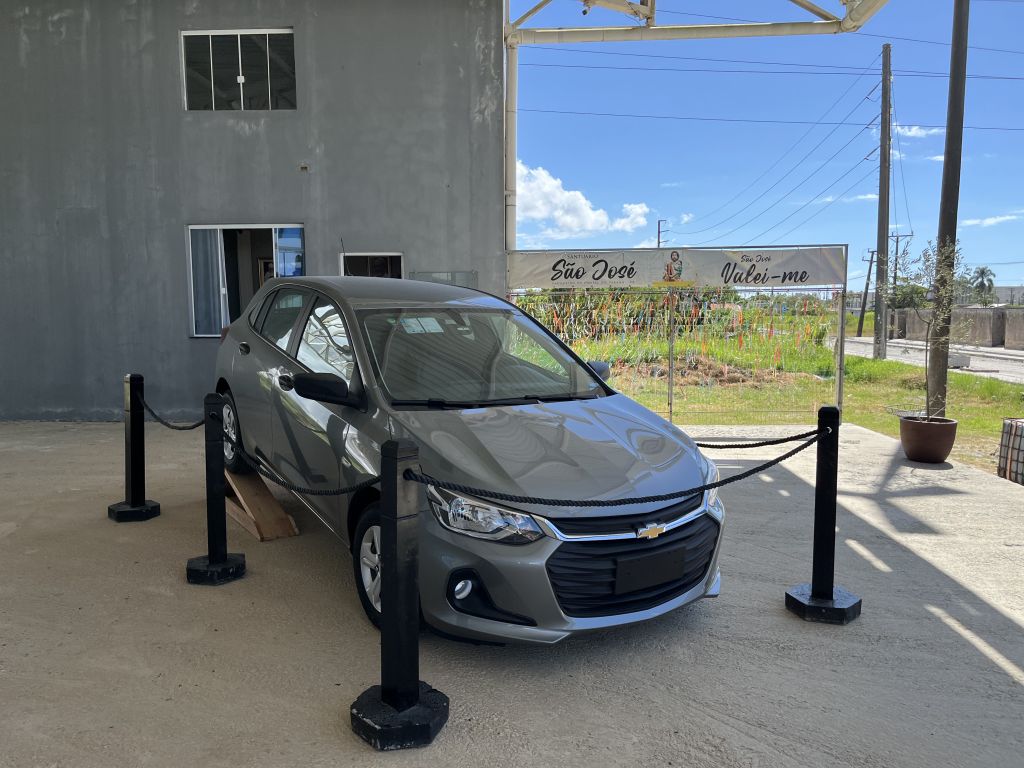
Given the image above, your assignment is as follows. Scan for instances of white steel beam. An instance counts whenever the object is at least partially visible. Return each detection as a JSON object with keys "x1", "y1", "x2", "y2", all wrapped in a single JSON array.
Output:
[
  {"x1": 841, "y1": 0, "x2": 889, "y2": 31},
  {"x1": 509, "y1": 20, "x2": 842, "y2": 45}
]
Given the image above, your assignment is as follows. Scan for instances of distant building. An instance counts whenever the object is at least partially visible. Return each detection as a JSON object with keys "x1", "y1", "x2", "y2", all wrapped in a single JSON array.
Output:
[{"x1": 1, "y1": 0, "x2": 503, "y2": 419}]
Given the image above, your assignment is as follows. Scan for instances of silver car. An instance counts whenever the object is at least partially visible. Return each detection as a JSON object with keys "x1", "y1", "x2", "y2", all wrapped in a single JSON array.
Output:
[{"x1": 215, "y1": 276, "x2": 723, "y2": 644}]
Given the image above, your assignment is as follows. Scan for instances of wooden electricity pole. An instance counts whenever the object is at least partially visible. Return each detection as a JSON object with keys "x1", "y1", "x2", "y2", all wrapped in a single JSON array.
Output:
[
  {"x1": 928, "y1": 0, "x2": 971, "y2": 417},
  {"x1": 857, "y1": 250, "x2": 875, "y2": 337},
  {"x1": 872, "y1": 43, "x2": 891, "y2": 359}
]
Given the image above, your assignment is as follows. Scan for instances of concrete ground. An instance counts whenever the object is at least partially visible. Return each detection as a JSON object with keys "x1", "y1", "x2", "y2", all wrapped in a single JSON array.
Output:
[
  {"x1": 844, "y1": 335, "x2": 1024, "y2": 384},
  {"x1": 1, "y1": 421, "x2": 1022, "y2": 768}
]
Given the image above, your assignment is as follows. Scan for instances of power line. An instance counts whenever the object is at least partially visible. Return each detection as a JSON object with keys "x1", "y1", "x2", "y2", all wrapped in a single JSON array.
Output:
[
  {"x1": 520, "y1": 61, "x2": 1024, "y2": 81},
  {"x1": 653, "y1": 8, "x2": 1024, "y2": 56},
  {"x1": 528, "y1": 45, "x2": 1022, "y2": 79},
  {"x1": 674, "y1": 56, "x2": 879, "y2": 233},
  {"x1": 768, "y1": 165, "x2": 881, "y2": 246},
  {"x1": 692, "y1": 125, "x2": 878, "y2": 245},
  {"x1": 678, "y1": 89, "x2": 878, "y2": 237},
  {"x1": 740, "y1": 155, "x2": 879, "y2": 245},
  {"x1": 889, "y1": 77, "x2": 915, "y2": 236},
  {"x1": 520, "y1": 107, "x2": 1024, "y2": 131}
]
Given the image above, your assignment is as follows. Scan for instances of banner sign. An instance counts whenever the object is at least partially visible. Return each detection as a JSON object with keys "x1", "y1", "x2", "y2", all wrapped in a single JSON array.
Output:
[{"x1": 507, "y1": 246, "x2": 847, "y2": 290}]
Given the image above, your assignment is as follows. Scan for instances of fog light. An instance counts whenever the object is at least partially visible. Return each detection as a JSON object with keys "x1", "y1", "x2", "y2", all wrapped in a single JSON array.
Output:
[{"x1": 453, "y1": 579, "x2": 473, "y2": 600}]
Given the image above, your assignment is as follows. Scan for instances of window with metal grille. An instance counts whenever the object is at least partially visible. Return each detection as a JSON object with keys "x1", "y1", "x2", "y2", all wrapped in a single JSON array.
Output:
[{"x1": 182, "y1": 30, "x2": 296, "y2": 111}]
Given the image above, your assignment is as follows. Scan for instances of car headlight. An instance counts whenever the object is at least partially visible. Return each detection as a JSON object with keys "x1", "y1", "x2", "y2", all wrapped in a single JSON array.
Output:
[
  {"x1": 427, "y1": 487, "x2": 544, "y2": 545},
  {"x1": 703, "y1": 457, "x2": 720, "y2": 508}
]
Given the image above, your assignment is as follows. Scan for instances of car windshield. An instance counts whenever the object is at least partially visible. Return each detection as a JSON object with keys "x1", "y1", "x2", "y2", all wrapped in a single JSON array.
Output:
[{"x1": 358, "y1": 307, "x2": 606, "y2": 406}]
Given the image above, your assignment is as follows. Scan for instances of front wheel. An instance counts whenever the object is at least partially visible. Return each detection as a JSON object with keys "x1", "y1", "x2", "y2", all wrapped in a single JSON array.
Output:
[
  {"x1": 221, "y1": 393, "x2": 251, "y2": 475},
  {"x1": 352, "y1": 504, "x2": 383, "y2": 628}
]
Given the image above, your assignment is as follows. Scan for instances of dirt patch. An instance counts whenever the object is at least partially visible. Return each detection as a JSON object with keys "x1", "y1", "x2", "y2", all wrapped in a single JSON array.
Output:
[{"x1": 617, "y1": 356, "x2": 809, "y2": 387}]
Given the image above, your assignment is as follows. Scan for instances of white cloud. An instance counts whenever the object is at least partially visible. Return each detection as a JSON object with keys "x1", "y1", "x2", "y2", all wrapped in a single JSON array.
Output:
[
  {"x1": 634, "y1": 237, "x2": 659, "y2": 248},
  {"x1": 844, "y1": 193, "x2": 878, "y2": 202},
  {"x1": 516, "y1": 160, "x2": 648, "y2": 239},
  {"x1": 660, "y1": 181, "x2": 685, "y2": 188},
  {"x1": 960, "y1": 214, "x2": 1021, "y2": 228},
  {"x1": 612, "y1": 202, "x2": 650, "y2": 232},
  {"x1": 895, "y1": 125, "x2": 945, "y2": 139},
  {"x1": 927, "y1": 155, "x2": 945, "y2": 162},
  {"x1": 678, "y1": 212, "x2": 694, "y2": 224}
]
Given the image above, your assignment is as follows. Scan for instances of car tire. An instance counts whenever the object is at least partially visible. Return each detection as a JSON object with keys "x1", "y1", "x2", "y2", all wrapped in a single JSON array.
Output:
[
  {"x1": 352, "y1": 504, "x2": 383, "y2": 628},
  {"x1": 221, "y1": 391, "x2": 252, "y2": 475}
]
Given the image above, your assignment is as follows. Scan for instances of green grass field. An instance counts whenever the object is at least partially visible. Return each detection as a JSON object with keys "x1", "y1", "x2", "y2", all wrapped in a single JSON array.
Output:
[{"x1": 588, "y1": 347, "x2": 1022, "y2": 473}]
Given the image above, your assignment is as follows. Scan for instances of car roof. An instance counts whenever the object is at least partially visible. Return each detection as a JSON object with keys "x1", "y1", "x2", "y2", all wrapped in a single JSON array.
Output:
[{"x1": 267, "y1": 276, "x2": 508, "y2": 310}]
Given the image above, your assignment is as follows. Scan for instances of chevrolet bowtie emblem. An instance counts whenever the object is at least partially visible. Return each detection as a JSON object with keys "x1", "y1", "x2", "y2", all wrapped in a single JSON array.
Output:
[{"x1": 637, "y1": 522, "x2": 667, "y2": 540}]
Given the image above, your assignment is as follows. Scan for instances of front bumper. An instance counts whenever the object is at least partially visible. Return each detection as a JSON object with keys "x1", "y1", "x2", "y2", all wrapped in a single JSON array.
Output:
[{"x1": 418, "y1": 497, "x2": 725, "y2": 645}]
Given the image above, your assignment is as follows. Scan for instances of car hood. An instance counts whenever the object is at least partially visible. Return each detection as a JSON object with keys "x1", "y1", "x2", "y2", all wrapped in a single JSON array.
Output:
[{"x1": 388, "y1": 394, "x2": 706, "y2": 518}]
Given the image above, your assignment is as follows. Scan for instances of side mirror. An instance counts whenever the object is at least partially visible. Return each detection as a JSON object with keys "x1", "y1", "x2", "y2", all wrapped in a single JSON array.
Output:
[
  {"x1": 292, "y1": 372, "x2": 361, "y2": 407},
  {"x1": 587, "y1": 360, "x2": 611, "y2": 382}
]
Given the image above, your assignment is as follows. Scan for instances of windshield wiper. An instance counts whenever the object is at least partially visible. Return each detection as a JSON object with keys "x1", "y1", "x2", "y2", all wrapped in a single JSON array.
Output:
[
  {"x1": 517, "y1": 393, "x2": 603, "y2": 403},
  {"x1": 390, "y1": 398, "x2": 495, "y2": 409}
]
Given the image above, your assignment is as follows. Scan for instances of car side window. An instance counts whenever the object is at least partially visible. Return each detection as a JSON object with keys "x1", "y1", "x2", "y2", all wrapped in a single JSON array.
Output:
[
  {"x1": 249, "y1": 290, "x2": 276, "y2": 328},
  {"x1": 297, "y1": 299, "x2": 355, "y2": 384},
  {"x1": 259, "y1": 289, "x2": 307, "y2": 351}
]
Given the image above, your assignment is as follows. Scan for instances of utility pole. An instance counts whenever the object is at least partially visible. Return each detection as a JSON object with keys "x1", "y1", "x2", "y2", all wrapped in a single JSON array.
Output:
[
  {"x1": 873, "y1": 43, "x2": 892, "y2": 360},
  {"x1": 857, "y1": 250, "x2": 875, "y2": 337},
  {"x1": 657, "y1": 218, "x2": 668, "y2": 248},
  {"x1": 890, "y1": 232, "x2": 900, "y2": 339},
  {"x1": 928, "y1": 0, "x2": 971, "y2": 418}
]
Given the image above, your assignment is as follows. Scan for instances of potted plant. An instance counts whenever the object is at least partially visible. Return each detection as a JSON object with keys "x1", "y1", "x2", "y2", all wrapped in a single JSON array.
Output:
[{"x1": 887, "y1": 242, "x2": 967, "y2": 463}]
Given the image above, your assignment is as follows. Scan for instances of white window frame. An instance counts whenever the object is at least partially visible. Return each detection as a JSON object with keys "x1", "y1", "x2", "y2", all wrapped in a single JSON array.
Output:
[
  {"x1": 179, "y1": 28, "x2": 294, "y2": 111},
  {"x1": 339, "y1": 252, "x2": 405, "y2": 278},
  {"x1": 187, "y1": 223, "x2": 304, "y2": 338}
]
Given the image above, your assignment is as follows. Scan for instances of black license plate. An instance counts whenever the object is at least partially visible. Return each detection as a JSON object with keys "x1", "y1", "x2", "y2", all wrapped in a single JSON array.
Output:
[{"x1": 615, "y1": 544, "x2": 688, "y2": 595}]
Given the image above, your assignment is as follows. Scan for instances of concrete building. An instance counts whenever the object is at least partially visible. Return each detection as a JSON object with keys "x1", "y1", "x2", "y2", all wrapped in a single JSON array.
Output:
[{"x1": 1, "y1": 0, "x2": 503, "y2": 419}]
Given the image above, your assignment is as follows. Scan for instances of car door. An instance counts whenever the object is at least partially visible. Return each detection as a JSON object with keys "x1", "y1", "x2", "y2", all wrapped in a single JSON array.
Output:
[
  {"x1": 230, "y1": 289, "x2": 280, "y2": 457},
  {"x1": 272, "y1": 294, "x2": 372, "y2": 535},
  {"x1": 247, "y1": 287, "x2": 312, "y2": 462}
]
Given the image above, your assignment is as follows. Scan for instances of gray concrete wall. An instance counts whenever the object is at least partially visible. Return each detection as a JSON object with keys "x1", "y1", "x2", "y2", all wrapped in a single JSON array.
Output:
[
  {"x1": 898, "y1": 308, "x2": 1009, "y2": 347},
  {"x1": 955, "y1": 307, "x2": 1005, "y2": 347},
  {"x1": 1006, "y1": 309, "x2": 1024, "y2": 351},
  {"x1": 0, "y1": 0, "x2": 503, "y2": 419}
]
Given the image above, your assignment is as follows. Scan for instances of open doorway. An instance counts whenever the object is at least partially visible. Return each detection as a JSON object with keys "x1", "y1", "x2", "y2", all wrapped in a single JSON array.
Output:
[{"x1": 188, "y1": 225, "x2": 305, "y2": 337}]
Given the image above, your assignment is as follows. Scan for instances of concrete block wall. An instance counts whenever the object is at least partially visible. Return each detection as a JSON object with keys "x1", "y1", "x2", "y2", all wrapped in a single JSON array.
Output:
[
  {"x1": 1006, "y1": 309, "x2": 1024, "y2": 351},
  {"x1": 897, "y1": 307, "x2": 1008, "y2": 347}
]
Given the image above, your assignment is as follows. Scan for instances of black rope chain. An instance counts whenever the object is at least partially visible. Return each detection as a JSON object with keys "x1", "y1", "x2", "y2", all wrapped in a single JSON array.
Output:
[
  {"x1": 694, "y1": 427, "x2": 825, "y2": 450},
  {"x1": 221, "y1": 431, "x2": 381, "y2": 497},
  {"x1": 144, "y1": 394, "x2": 825, "y2": 506},
  {"x1": 403, "y1": 430, "x2": 823, "y2": 508},
  {"x1": 141, "y1": 398, "x2": 205, "y2": 430}
]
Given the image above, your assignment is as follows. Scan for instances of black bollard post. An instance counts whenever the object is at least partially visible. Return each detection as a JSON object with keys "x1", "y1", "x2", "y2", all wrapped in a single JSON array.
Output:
[
  {"x1": 351, "y1": 439, "x2": 449, "y2": 751},
  {"x1": 186, "y1": 393, "x2": 246, "y2": 586},
  {"x1": 108, "y1": 374, "x2": 161, "y2": 522},
  {"x1": 786, "y1": 406, "x2": 862, "y2": 624}
]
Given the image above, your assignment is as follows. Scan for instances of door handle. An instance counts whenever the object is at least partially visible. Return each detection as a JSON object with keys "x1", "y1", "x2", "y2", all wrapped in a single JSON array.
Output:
[
  {"x1": 238, "y1": 342, "x2": 250, "y2": 355},
  {"x1": 278, "y1": 373, "x2": 294, "y2": 392}
]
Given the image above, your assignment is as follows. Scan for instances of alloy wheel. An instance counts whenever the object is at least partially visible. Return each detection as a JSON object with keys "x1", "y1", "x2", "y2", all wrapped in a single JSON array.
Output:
[
  {"x1": 359, "y1": 524, "x2": 382, "y2": 613},
  {"x1": 222, "y1": 403, "x2": 237, "y2": 463}
]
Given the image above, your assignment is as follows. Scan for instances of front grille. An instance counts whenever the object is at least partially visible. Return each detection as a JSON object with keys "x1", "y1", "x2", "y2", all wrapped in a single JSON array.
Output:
[
  {"x1": 546, "y1": 513, "x2": 719, "y2": 618},
  {"x1": 549, "y1": 493, "x2": 703, "y2": 536}
]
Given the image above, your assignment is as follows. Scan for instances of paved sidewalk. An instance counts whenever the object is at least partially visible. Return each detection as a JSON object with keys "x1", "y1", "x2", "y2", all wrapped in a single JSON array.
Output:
[
  {"x1": 0, "y1": 421, "x2": 1021, "y2": 768},
  {"x1": 844, "y1": 335, "x2": 1024, "y2": 383}
]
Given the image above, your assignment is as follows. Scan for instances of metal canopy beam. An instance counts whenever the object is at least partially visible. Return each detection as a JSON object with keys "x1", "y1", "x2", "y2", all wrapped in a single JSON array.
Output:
[
  {"x1": 511, "y1": 20, "x2": 841, "y2": 45},
  {"x1": 789, "y1": 0, "x2": 839, "y2": 22}
]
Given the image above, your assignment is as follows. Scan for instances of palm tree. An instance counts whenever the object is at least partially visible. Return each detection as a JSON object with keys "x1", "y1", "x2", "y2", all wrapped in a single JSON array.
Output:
[{"x1": 970, "y1": 265, "x2": 995, "y2": 300}]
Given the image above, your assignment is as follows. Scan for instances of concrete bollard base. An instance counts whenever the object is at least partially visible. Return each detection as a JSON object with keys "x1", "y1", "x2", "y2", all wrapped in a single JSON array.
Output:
[
  {"x1": 785, "y1": 583, "x2": 862, "y2": 625},
  {"x1": 107, "y1": 500, "x2": 161, "y2": 523},
  {"x1": 185, "y1": 553, "x2": 246, "y2": 586},
  {"x1": 351, "y1": 682, "x2": 449, "y2": 751}
]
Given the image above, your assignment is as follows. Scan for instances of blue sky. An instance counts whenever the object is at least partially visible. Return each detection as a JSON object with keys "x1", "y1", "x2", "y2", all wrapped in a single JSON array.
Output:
[{"x1": 512, "y1": 0, "x2": 1024, "y2": 286}]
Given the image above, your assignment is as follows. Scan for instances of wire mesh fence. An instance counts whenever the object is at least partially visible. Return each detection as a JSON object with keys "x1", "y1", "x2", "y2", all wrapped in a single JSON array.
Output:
[{"x1": 510, "y1": 286, "x2": 845, "y2": 425}]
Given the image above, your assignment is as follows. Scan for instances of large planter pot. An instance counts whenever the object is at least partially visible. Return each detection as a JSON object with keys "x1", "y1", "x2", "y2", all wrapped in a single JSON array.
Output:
[{"x1": 899, "y1": 416, "x2": 958, "y2": 463}]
